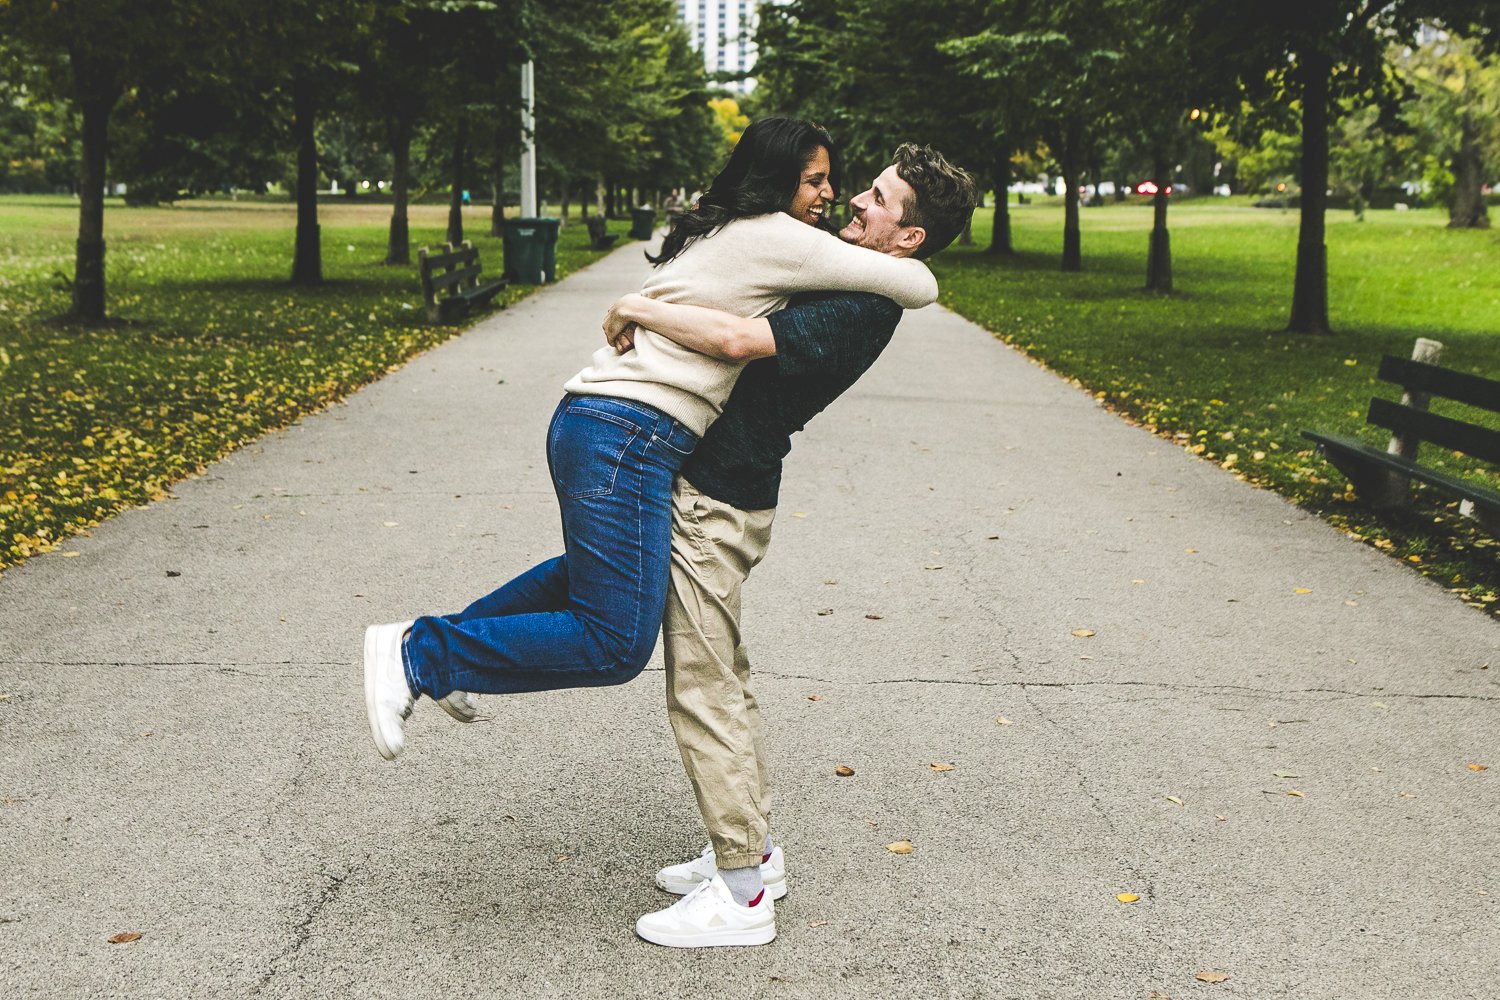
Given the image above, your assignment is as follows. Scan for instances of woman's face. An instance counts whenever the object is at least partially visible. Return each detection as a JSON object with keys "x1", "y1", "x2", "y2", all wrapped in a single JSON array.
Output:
[{"x1": 786, "y1": 145, "x2": 835, "y2": 226}]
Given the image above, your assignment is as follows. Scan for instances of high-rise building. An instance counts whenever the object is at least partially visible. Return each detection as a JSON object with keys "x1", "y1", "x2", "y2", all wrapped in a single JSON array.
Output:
[{"x1": 675, "y1": 0, "x2": 759, "y2": 93}]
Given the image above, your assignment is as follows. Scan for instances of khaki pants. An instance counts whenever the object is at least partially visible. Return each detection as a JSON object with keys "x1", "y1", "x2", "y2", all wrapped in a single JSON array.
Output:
[{"x1": 663, "y1": 478, "x2": 776, "y2": 871}]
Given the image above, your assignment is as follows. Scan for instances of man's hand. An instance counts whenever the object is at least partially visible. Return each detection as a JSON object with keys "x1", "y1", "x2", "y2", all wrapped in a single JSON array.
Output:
[
  {"x1": 611, "y1": 321, "x2": 637, "y2": 354},
  {"x1": 604, "y1": 293, "x2": 644, "y2": 353}
]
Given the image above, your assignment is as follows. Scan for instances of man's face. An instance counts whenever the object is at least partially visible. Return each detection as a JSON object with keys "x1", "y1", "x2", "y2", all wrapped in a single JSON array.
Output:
[{"x1": 839, "y1": 164, "x2": 926, "y2": 257}]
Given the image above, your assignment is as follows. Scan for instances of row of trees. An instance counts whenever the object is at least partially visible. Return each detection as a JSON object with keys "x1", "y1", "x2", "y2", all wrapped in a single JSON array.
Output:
[
  {"x1": 751, "y1": 0, "x2": 1499, "y2": 333},
  {"x1": 0, "y1": 0, "x2": 730, "y2": 320}
]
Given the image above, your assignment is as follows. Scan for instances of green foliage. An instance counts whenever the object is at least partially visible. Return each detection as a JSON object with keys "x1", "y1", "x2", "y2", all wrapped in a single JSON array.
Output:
[
  {"x1": 0, "y1": 197, "x2": 628, "y2": 568},
  {"x1": 932, "y1": 198, "x2": 1500, "y2": 616}
]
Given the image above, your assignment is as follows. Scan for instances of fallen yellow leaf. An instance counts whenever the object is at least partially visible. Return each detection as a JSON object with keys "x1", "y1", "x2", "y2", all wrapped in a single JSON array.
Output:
[
  {"x1": 382, "y1": 521, "x2": 398, "y2": 527},
  {"x1": 1131, "y1": 579, "x2": 1145, "y2": 585},
  {"x1": 835, "y1": 765, "x2": 854, "y2": 777},
  {"x1": 1071, "y1": 628, "x2": 1096, "y2": 638},
  {"x1": 1468, "y1": 763, "x2": 1489, "y2": 772},
  {"x1": 1184, "y1": 547, "x2": 1198, "y2": 554},
  {"x1": 1293, "y1": 587, "x2": 1312, "y2": 594},
  {"x1": 924, "y1": 564, "x2": 944, "y2": 570},
  {"x1": 1287, "y1": 790, "x2": 1305, "y2": 798},
  {"x1": 1195, "y1": 971, "x2": 1230, "y2": 984},
  {"x1": 1166, "y1": 795, "x2": 1185, "y2": 807},
  {"x1": 885, "y1": 840, "x2": 914, "y2": 854},
  {"x1": 107, "y1": 932, "x2": 142, "y2": 945},
  {"x1": 929, "y1": 762, "x2": 955, "y2": 772},
  {"x1": 995, "y1": 716, "x2": 1014, "y2": 726},
  {"x1": 792, "y1": 512, "x2": 807, "y2": 518},
  {"x1": 1116, "y1": 892, "x2": 1140, "y2": 904},
  {"x1": 807, "y1": 693, "x2": 823, "y2": 701}
]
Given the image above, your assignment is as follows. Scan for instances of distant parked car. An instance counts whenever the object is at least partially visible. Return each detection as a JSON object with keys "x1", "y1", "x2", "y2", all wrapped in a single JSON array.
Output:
[{"x1": 1134, "y1": 181, "x2": 1190, "y2": 196}]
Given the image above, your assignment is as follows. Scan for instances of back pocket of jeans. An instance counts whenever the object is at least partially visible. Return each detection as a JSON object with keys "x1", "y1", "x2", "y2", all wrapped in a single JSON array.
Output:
[{"x1": 550, "y1": 405, "x2": 642, "y2": 499}]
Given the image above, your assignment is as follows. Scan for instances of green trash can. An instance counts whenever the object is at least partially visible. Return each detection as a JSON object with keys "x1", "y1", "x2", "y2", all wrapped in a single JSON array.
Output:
[
  {"x1": 503, "y1": 216, "x2": 560, "y2": 283},
  {"x1": 629, "y1": 206, "x2": 656, "y2": 241}
]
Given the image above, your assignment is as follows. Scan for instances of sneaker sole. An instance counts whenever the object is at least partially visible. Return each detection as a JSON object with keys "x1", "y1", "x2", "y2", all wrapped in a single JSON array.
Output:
[
  {"x1": 635, "y1": 921, "x2": 776, "y2": 949},
  {"x1": 656, "y1": 872, "x2": 787, "y2": 900},
  {"x1": 436, "y1": 695, "x2": 477, "y2": 724},
  {"x1": 363, "y1": 625, "x2": 399, "y2": 761}
]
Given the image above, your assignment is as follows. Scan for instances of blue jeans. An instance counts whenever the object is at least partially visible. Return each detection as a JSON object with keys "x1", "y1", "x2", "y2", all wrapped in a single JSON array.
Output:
[{"x1": 403, "y1": 395, "x2": 698, "y2": 697}]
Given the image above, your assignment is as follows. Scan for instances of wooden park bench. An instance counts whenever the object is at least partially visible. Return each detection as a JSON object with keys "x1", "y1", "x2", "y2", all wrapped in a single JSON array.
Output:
[
  {"x1": 1302, "y1": 339, "x2": 1500, "y2": 533},
  {"x1": 585, "y1": 216, "x2": 619, "y2": 251},
  {"x1": 417, "y1": 240, "x2": 508, "y2": 324}
]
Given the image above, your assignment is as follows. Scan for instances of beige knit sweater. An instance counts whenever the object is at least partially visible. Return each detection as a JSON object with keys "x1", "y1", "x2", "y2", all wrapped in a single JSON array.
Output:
[{"x1": 562, "y1": 212, "x2": 938, "y2": 435}]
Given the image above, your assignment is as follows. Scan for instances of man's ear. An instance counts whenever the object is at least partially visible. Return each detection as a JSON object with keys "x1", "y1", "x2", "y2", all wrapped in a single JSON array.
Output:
[{"x1": 898, "y1": 226, "x2": 926, "y2": 254}]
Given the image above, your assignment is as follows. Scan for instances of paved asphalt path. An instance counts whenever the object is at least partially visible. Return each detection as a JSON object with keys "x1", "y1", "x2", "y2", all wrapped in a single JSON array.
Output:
[{"x1": 2, "y1": 237, "x2": 1496, "y2": 1000}]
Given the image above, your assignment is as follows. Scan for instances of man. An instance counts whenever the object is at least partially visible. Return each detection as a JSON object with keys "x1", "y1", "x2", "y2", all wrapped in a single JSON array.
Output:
[{"x1": 602, "y1": 143, "x2": 979, "y2": 947}]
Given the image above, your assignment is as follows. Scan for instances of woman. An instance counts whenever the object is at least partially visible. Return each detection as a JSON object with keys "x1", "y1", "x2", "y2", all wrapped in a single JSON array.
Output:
[{"x1": 365, "y1": 118, "x2": 938, "y2": 760}]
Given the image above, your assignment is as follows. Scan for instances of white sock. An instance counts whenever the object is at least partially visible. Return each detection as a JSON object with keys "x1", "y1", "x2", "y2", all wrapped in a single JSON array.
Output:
[{"x1": 718, "y1": 864, "x2": 765, "y2": 906}]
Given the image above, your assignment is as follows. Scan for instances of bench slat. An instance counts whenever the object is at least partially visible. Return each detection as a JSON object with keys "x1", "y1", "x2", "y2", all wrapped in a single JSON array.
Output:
[
  {"x1": 419, "y1": 244, "x2": 479, "y2": 270},
  {"x1": 1303, "y1": 431, "x2": 1500, "y2": 512},
  {"x1": 430, "y1": 263, "x2": 483, "y2": 292},
  {"x1": 1377, "y1": 356, "x2": 1500, "y2": 414},
  {"x1": 1366, "y1": 397, "x2": 1500, "y2": 465}
]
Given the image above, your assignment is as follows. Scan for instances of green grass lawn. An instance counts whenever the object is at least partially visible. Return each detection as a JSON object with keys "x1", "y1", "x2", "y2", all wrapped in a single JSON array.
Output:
[
  {"x1": 931, "y1": 198, "x2": 1500, "y2": 616},
  {"x1": 0, "y1": 196, "x2": 628, "y2": 568}
]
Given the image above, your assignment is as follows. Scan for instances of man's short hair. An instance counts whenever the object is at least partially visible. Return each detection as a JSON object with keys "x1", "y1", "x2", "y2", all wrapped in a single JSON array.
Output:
[{"x1": 893, "y1": 143, "x2": 979, "y2": 260}]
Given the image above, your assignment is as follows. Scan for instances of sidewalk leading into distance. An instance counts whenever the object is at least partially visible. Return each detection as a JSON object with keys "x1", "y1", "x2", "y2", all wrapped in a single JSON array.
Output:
[{"x1": 1, "y1": 236, "x2": 1495, "y2": 1000}]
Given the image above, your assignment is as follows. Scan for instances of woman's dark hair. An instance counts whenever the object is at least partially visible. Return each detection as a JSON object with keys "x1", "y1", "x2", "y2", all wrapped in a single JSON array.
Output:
[{"x1": 647, "y1": 116, "x2": 841, "y2": 266}]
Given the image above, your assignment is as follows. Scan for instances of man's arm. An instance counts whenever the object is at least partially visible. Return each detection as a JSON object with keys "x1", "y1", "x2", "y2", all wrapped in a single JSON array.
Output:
[{"x1": 604, "y1": 293, "x2": 775, "y2": 362}]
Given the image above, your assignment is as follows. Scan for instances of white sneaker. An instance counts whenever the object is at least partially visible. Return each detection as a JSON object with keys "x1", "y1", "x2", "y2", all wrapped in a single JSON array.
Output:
[
  {"x1": 656, "y1": 844, "x2": 787, "y2": 900},
  {"x1": 363, "y1": 621, "x2": 416, "y2": 760},
  {"x1": 437, "y1": 690, "x2": 478, "y2": 723},
  {"x1": 635, "y1": 874, "x2": 776, "y2": 948}
]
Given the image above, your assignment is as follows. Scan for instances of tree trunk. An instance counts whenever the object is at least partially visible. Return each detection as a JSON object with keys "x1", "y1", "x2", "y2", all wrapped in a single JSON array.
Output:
[
  {"x1": 385, "y1": 116, "x2": 412, "y2": 265},
  {"x1": 560, "y1": 182, "x2": 570, "y2": 221},
  {"x1": 1145, "y1": 156, "x2": 1172, "y2": 293},
  {"x1": 581, "y1": 180, "x2": 591, "y2": 218},
  {"x1": 73, "y1": 93, "x2": 113, "y2": 321},
  {"x1": 291, "y1": 79, "x2": 322, "y2": 286},
  {"x1": 1114, "y1": 167, "x2": 1128, "y2": 202},
  {"x1": 490, "y1": 131, "x2": 506, "y2": 236},
  {"x1": 596, "y1": 173, "x2": 608, "y2": 217},
  {"x1": 605, "y1": 178, "x2": 617, "y2": 219},
  {"x1": 1449, "y1": 114, "x2": 1491, "y2": 230},
  {"x1": 987, "y1": 142, "x2": 1013, "y2": 256},
  {"x1": 1060, "y1": 126, "x2": 1082, "y2": 272},
  {"x1": 447, "y1": 116, "x2": 467, "y2": 246},
  {"x1": 1287, "y1": 49, "x2": 1331, "y2": 334}
]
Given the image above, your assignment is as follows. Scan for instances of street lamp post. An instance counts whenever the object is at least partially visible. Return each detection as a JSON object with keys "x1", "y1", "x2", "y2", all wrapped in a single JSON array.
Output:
[{"x1": 520, "y1": 60, "x2": 537, "y2": 218}]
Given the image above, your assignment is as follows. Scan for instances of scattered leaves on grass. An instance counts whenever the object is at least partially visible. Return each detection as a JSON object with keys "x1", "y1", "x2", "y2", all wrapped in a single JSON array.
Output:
[
  {"x1": 1116, "y1": 893, "x2": 1140, "y2": 904},
  {"x1": 1071, "y1": 628, "x2": 1095, "y2": 637},
  {"x1": 107, "y1": 932, "x2": 142, "y2": 945},
  {"x1": 1195, "y1": 971, "x2": 1230, "y2": 984},
  {"x1": 835, "y1": 766, "x2": 854, "y2": 777},
  {"x1": 885, "y1": 840, "x2": 914, "y2": 855}
]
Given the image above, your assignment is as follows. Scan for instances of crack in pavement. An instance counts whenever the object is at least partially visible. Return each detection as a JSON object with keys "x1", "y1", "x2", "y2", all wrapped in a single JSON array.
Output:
[
  {"x1": 743, "y1": 671, "x2": 1500, "y2": 704},
  {"x1": 253, "y1": 866, "x2": 355, "y2": 996}
]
